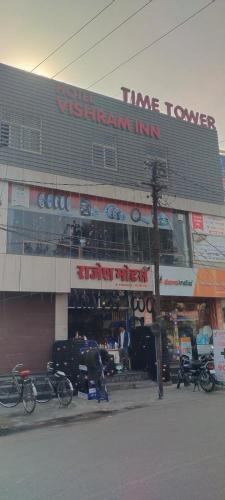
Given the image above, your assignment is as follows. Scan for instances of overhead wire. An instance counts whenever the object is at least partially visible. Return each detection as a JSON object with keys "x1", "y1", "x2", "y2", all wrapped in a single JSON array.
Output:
[
  {"x1": 31, "y1": 0, "x2": 116, "y2": 73},
  {"x1": 51, "y1": 0, "x2": 154, "y2": 79},
  {"x1": 86, "y1": 0, "x2": 216, "y2": 89}
]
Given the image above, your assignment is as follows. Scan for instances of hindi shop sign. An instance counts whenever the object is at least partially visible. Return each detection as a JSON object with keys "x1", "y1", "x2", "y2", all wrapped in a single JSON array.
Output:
[
  {"x1": 213, "y1": 330, "x2": 225, "y2": 383},
  {"x1": 72, "y1": 261, "x2": 152, "y2": 291}
]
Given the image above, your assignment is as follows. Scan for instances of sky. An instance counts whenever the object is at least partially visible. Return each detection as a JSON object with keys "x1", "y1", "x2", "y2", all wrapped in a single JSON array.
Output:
[{"x1": 0, "y1": 0, "x2": 224, "y2": 146}]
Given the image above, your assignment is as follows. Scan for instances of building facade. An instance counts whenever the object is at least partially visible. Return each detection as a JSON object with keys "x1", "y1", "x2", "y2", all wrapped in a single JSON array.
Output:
[{"x1": 0, "y1": 63, "x2": 225, "y2": 372}]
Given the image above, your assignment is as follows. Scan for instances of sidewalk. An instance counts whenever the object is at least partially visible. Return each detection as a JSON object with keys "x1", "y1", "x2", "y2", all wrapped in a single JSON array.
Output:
[
  {"x1": 0, "y1": 381, "x2": 166, "y2": 436},
  {"x1": 1, "y1": 382, "x2": 223, "y2": 436}
]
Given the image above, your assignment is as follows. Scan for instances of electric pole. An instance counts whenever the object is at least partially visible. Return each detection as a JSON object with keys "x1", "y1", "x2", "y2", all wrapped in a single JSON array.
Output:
[{"x1": 143, "y1": 157, "x2": 167, "y2": 400}]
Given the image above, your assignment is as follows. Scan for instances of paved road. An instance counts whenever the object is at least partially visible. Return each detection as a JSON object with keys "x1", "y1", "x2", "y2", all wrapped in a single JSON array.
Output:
[{"x1": 0, "y1": 387, "x2": 225, "y2": 500}]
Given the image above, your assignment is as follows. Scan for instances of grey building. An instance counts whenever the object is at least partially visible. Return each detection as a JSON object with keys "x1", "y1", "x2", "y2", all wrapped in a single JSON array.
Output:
[{"x1": 0, "y1": 63, "x2": 224, "y2": 374}]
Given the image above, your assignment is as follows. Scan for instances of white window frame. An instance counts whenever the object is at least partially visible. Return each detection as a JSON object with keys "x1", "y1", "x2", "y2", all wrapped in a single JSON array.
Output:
[
  {"x1": 92, "y1": 142, "x2": 117, "y2": 171},
  {"x1": 1, "y1": 120, "x2": 42, "y2": 154}
]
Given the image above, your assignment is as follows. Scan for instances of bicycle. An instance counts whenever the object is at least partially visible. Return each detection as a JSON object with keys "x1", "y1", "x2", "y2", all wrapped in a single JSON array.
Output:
[
  {"x1": 35, "y1": 362, "x2": 73, "y2": 407},
  {"x1": 0, "y1": 363, "x2": 37, "y2": 414}
]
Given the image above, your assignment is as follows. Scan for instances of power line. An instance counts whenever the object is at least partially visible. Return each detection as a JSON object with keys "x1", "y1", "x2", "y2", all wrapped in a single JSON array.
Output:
[
  {"x1": 86, "y1": 0, "x2": 216, "y2": 89},
  {"x1": 51, "y1": 0, "x2": 153, "y2": 79},
  {"x1": 31, "y1": 0, "x2": 116, "y2": 73}
]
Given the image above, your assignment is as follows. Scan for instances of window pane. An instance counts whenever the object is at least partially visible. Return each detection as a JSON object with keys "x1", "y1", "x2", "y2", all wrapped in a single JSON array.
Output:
[
  {"x1": 22, "y1": 127, "x2": 41, "y2": 153},
  {"x1": 105, "y1": 147, "x2": 116, "y2": 170},
  {"x1": 10, "y1": 124, "x2": 21, "y2": 149},
  {"x1": 93, "y1": 144, "x2": 104, "y2": 168},
  {"x1": 0, "y1": 122, "x2": 9, "y2": 146}
]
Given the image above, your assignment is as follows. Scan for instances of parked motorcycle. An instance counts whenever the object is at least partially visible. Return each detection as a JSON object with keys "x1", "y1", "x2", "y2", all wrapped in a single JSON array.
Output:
[{"x1": 177, "y1": 353, "x2": 216, "y2": 392}]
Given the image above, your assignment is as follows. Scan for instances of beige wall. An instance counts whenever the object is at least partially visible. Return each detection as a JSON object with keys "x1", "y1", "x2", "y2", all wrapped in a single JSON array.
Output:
[
  {"x1": 55, "y1": 293, "x2": 68, "y2": 341},
  {"x1": 0, "y1": 255, "x2": 153, "y2": 293}
]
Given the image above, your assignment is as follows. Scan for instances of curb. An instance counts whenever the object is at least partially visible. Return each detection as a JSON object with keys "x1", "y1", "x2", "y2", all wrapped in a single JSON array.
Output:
[{"x1": 0, "y1": 403, "x2": 149, "y2": 437}]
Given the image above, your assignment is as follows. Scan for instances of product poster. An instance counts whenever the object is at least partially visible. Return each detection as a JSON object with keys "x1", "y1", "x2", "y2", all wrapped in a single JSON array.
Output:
[
  {"x1": 213, "y1": 330, "x2": 225, "y2": 383},
  {"x1": 8, "y1": 183, "x2": 173, "y2": 230}
]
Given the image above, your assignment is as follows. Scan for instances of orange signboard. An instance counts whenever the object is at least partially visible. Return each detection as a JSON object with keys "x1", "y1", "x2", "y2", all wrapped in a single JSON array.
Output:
[{"x1": 194, "y1": 268, "x2": 225, "y2": 298}]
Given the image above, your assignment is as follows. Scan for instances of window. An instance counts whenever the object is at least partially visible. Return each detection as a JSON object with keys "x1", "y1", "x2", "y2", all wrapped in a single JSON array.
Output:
[
  {"x1": 0, "y1": 105, "x2": 42, "y2": 154},
  {"x1": 92, "y1": 143, "x2": 117, "y2": 170},
  {"x1": 0, "y1": 122, "x2": 10, "y2": 146},
  {"x1": 0, "y1": 122, "x2": 41, "y2": 153}
]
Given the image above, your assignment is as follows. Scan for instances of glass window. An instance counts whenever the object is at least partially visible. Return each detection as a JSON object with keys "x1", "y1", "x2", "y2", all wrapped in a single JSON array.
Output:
[{"x1": 6, "y1": 208, "x2": 190, "y2": 266}]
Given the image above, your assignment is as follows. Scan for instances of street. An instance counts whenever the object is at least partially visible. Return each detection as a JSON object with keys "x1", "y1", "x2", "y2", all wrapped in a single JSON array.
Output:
[{"x1": 0, "y1": 387, "x2": 225, "y2": 500}]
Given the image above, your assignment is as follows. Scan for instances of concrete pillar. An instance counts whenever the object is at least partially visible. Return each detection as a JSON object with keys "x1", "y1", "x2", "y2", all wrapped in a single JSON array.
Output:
[{"x1": 55, "y1": 293, "x2": 68, "y2": 341}]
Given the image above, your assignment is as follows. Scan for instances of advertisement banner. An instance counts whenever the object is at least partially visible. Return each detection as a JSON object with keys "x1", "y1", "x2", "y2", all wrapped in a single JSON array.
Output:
[
  {"x1": 159, "y1": 267, "x2": 196, "y2": 296},
  {"x1": 213, "y1": 330, "x2": 225, "y2": 383},
  {"x1": 192, "y1": 213, "x2": 225, "y2": 236},
  {"x1": 159, "y1": 267, "x2": 225, "y2": 298},
  {"x1": 8, "y1": 183, "x2": 173, "y2": 230},
  {"x1": 193, "y1": 233, "x2": 225, "y2": 263},
  {"x1": 194, "y1": 268, "x2": 225, "y2": 298}
]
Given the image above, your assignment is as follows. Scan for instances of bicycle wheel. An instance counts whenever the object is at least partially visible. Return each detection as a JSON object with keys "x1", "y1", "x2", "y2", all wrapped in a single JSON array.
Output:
[
  {"x1": 22, "y1": 380, "x2": 37, "y2": 414},
  {"x1": 0, "y1": 377, "x2": 20, "y2": 408},
  {"x1": 36, "y1": 377, "x2": 53, "y2": 403},
  {"x1": 57, "y1": 378, "x2": 73, "y2": 407}
]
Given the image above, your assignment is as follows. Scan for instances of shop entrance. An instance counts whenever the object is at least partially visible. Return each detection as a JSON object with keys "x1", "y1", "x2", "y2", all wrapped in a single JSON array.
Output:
[
  {"x1": 68, "y1": 289, "x2": 129, "y2": 346},
  {"x1": 68, "y1": 289, "x2": 158, "y2": 377}
]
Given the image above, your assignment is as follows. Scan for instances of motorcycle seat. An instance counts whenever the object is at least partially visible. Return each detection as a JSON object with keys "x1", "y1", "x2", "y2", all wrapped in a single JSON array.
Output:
[{"x1": 191, "y1": 360, "x2": 202, "y2": 368}]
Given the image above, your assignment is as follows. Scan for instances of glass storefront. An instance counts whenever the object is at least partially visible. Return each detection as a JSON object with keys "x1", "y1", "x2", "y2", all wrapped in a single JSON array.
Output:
[
  {"x1": 160, "y1": 299, "x2": 214, "y2": 364},
  {"x1": 7, "y1": 207, "x2": 190, "y2": 266}
]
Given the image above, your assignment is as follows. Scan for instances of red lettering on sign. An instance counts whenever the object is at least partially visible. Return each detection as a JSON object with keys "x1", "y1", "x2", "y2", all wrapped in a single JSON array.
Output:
[
  {"x1": 174, "y1": 105, "x2": 185, "y2": 120},
  {"x1": 121, "y1": 87, "x2": 130, "y2": 103},
  {"x1": 207, "y1": 116, "x2": 216, "y2": 130},
  {"x1": 56, "y1": 96, "x2": 69, "y2": 113},
  {"x1": 136, "y1": 93, "x2": 152, "y2": 110},
  {"x1": 77, "y1": 264, "x2": 149, "y2": 283},
  {"x1": 97, "y1": 110, "x2": 106, "y2": 125},
  {"x1": 107, "y1": 113, "x2": 118, "y2": 128},
  {"x1": 184, "y1": 109, "x2": 199, "y2": 125},
  {"x1": 164, "y1": 101, "x2": 173, "y2": 117},
  {"x1": 117, "y1": 116, "x2": 132, "y2": 131}
]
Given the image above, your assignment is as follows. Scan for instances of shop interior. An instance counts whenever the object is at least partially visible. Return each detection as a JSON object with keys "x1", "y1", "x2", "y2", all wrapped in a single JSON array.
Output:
[
  {"x1": 160, "y1": 298, "x2": 214, "y2": 364},
  {"x1": 68, "y1": 289, "x2": 157, "y2": 375}
]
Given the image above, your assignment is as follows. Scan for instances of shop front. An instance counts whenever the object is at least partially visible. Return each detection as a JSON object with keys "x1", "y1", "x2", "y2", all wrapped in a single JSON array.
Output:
[
  {"x1": 159, "y1": 266, "x2": 225, "y2": 365},
  {"x1": 68, "y1": 260, "x2": 153, "y2": 369}
]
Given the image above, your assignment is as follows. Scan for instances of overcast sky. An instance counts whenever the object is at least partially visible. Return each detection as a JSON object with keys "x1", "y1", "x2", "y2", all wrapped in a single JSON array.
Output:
[{"x1": 1, "y1": 0, "x2": 224, "y2": 146}]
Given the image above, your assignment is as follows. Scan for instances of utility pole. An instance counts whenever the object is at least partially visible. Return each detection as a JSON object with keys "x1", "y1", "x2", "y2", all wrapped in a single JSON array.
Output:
[{"x1": 143, "y1": 157, "x2": 167, "y2": 400}]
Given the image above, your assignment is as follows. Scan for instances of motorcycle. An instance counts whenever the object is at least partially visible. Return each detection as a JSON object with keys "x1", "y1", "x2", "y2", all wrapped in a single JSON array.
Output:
[{"x1": 177, "y1": 353, "x2": 216, "y2": 393}]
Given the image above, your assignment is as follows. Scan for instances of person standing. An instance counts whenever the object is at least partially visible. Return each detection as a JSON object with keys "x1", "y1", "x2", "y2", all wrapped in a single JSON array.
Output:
[{"x1": 118, "y1": 326, "x2": 130, "y2": 370}]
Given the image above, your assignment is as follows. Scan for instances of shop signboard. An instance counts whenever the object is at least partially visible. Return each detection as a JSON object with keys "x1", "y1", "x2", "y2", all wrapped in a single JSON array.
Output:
[
  {"x1": 159, "y1": 267, "x2": 196, "y2": 296},
  {"x1": 191, "y1": 212, "x2": 225, "y2": 263},
  {"x1": 71, "y1": 260, "x2": 153, "y2": 291},
  {"x1": 193, "y1": 234, "x2": 225, "y2": 263},
  {"x1": 192, "y1": 213, "x2": 225, "y2": 236},
  {"x1": 8, "y1": 183, "x2": 173, "y2": 230},
  {"x1": 194, "y1": 268, "x2": 225, "y2": 298},
  {"x1": 213, "y1": 330, "x2": 225, "y2": 383},
  {"x1": 158, "y1": 266, "x2": 225, "y2": 298}
]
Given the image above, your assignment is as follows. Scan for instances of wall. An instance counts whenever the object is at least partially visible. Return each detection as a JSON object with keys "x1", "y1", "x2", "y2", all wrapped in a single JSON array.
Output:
[{"x1": 0, "y1": 63, "x2": 222, "y2": 205}]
